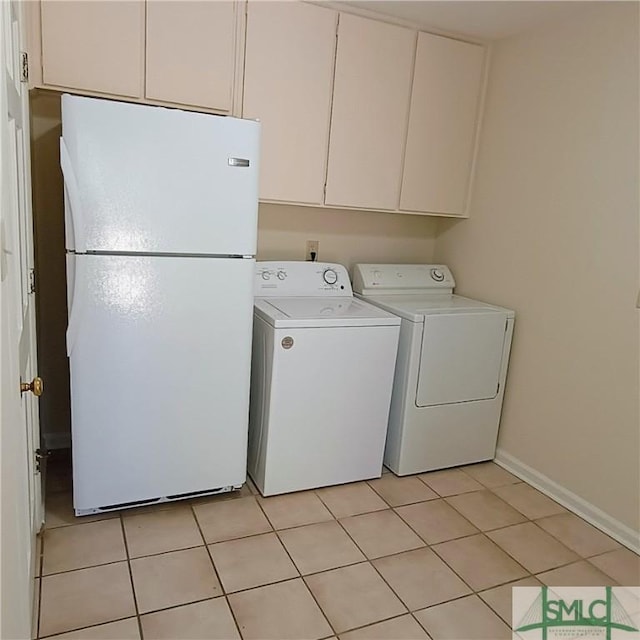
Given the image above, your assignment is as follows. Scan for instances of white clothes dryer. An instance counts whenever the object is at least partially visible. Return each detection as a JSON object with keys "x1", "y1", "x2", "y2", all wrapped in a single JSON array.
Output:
[
  {"x1": 248, "y1": 262, "x2": 401, "y2": 496},
  {"x1": 352, "y1": 264, "x2": 515, "y2": 475}
]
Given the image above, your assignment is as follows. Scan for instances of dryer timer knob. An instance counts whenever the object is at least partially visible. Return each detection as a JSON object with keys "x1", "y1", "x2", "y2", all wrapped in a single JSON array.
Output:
[
  {"x1": 430, "y1": 268, "x2": 445, "y2": 282},
  {"x1": 323, "y1": 268, "x2": 338, "y2": 285}
]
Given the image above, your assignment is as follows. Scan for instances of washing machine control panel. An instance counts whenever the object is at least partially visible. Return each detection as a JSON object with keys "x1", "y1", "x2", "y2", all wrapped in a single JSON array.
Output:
[
  {"x1": 352, "y1": 264, "x2": 455, "y2": 295},
  {"x1": 255, "y1": 262, "x2": 353, "y2": 297}
]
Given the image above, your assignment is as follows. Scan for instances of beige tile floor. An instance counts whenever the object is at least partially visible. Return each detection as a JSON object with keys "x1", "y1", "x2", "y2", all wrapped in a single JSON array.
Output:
[{"x1": 35, "y1": 452, "x2": 639, "y2": 640}]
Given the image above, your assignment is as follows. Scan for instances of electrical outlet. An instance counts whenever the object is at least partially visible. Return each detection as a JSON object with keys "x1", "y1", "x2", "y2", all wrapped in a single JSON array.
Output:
[{"x1": 306, "y1": 240, "x2": 319, "y2": 262}]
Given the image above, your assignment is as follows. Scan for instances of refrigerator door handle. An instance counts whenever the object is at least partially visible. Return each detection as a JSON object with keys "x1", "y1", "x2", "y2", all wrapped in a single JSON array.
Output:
[
  {"x1": 60, "y1": 137, "x2": 87, "y2": 253},
  {"x1": 66, "y1": 255, "x2": 86, "y2": 357}
]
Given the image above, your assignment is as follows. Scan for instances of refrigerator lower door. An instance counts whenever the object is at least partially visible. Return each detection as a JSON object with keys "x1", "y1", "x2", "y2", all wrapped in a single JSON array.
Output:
[{"x1": 67, "y1": 254, "x2": 254, "y2": 514}]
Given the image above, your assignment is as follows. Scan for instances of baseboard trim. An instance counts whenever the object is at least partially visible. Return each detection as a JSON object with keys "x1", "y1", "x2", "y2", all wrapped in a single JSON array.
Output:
[
  {"x1": 43, "y1": 433, "x2": 71, "y2": 450},
  {"x1": 495, "y1": 448, "x2": 640, "y2": 555}
]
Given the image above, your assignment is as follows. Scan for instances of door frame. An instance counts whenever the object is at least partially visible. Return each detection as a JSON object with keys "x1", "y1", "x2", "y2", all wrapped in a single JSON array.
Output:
[{"x1": 1, "y1": 1, "x2": 44, "y2": 638}]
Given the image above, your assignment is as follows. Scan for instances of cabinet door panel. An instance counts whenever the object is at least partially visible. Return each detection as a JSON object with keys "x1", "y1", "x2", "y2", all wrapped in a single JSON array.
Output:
[
  {"x1": 146, "y1": 1, "x2": 236, "y2": 111},
  {"x1": 325, "y1": 13, "x2": 415, "y2": 210},
  {"x1": 40, "y1": 0, "x2": 143, "y2": 97},
  {"x1": 243, "y1": 2, "x2": 337, "y2": 204},
  {"x1": 400, "y1": 33, "x2": 485, "y2": 215}
]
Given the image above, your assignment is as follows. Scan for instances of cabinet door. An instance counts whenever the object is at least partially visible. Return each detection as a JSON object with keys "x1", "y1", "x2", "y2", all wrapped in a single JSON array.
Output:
[
  {"x1": 325, "y1": 14, "x2": 415, "y2": 211},
  {"x1": 40, "y1": 0, "x2": 144, "y2": 97},
  {"x1": 146, "y1": 1, "x2": 237, "y2": 112},
  {"x1": 400, "y1": 33, "x2": 485, "y2": 215},
  {"x1": 243, "y1": 2, "x2": 337, "y2": 204}
]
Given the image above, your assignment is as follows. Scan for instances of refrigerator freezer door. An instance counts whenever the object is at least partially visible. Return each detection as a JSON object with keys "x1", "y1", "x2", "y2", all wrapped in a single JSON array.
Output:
[
  {"x1": 61, "y1": 94, "x2": 259, "y2": 256},
  {"x1": 68, "y1": 254, "x2": 254, "y2": 511}
]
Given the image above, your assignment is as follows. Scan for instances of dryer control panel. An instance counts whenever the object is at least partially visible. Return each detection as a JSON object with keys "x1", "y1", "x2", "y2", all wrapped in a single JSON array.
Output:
[
  {"x1": 255, "y1": 261, "x2": 353, "y2": 297},
  {"x1": 352, "y1": 264, "x2": 455, "y2": 296}
]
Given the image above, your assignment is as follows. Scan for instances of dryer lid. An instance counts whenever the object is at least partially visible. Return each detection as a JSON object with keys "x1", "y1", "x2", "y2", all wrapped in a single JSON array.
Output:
[
  {"x1": 254, "y1": 297, "x2": 401, "y2": 328},
  {"x1": 357, "y1": 293, "x2": 513, "y2": 323}
]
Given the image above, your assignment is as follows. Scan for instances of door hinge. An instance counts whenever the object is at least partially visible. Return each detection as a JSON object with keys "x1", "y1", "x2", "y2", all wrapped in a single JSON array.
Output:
[
  {"x1": 29, "y1": 268, "x2": 36, "y2": 294},
  {"x1": 20, "y1": 52, "x2": 29, "y2": 83},
  {"x1": 35, "y1": 448, "x2": 50, "y2": 474}
]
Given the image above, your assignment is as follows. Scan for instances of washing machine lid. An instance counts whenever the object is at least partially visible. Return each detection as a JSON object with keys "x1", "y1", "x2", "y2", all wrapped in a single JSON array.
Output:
[
  {"x1": 254, "y1": 296, "x2": 401, "y2": 328},
  {"x1": 356, "y1": 293, "x2": 514, "y2": 323}
]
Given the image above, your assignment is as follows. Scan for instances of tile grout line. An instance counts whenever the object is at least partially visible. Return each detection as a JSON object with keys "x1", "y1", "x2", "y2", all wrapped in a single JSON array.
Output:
[
  {"x1": 430, "y1": 529, "x2": 534, "y2": 587},
  {"x1": 419, "y1": 478, "x2": 541, "y2": 584},
  {"x1": 37, "y1": 616, "x2": 137, "y2": 640},
  {"x1": 365, "y1": 476, "x2": 440, "y2": 508},
  {"x1": 124, "y1": 596, "x2": 234, "y2": 620},
  {"x1": 36, "y1": 543, "x2": 208, "y2": 578},
  {"x1": 527, "y1": 516, "x2": 623, "y2": 565},
  {"x1": 35, "y1": 532, "x2": 44, "y2": 640},
  {"x1": 459, "y1": 481, "x2": 613, "y2": 559},
  {"x1": 310, "y1": 486, "x2": 386, "y2": 521},
  {"x1": 274, "y1": 531, "x2": 339, "y2": 639},
  {"x1": 329, "y1": 494, "x2": 416, "y2": 629},
  {"x1": 118, "y1": 513, "x2": 144, "y2": 640},
  {"x1": 38, "y1": 504, "x2": 137, "y2": 639},
  {"x1": 339, "y1": 487, "x2": 509, "y2": 635},
  {"x1": 189, "y1": 501, "x2": 245, "y2": 640},
  {"x1": 322, "y1": 480, "x2": 536, "y2": 631},
  {"x1": 39, "y1": 464, "x2": 631, "y2": 638},
  {"x1": 450, "y1": 481, "x2": 623, "y2": 581},
  {"x1": 253, "y1": 493, "x2": 339, "y2": 640},
  {"x1": 53, "y1": 487, "x2": 594, "y2": 579},
  {"x1": 320, "y1": 476, "x2": 450, "y2": 635},
  {"x1": 404, "y1": 468, "x2": 545, "y2": 632},
  {"x1": 416, "y1": 478, "x2": 578, "y2": 583},
  {"x1": 385, "y1": 494, "x2": 495, "y2": 599},
  {"x1": 275, "y1": 528, "x2": 338, "y2": 638},
  {"x1": 315, "y1": 484, "x2": 489, "y2": 636},
  {"x1": 315, "y1": 479, "x2": 486, "y2": 610},
  {"x1": 442, "y1": 489, "x2": 530, "y2": 527}
]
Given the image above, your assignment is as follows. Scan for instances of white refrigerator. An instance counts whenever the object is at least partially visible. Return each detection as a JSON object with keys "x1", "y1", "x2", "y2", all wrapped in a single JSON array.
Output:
[{"x1": 60, "y1": 95, "x2": 260, "y2": 515}]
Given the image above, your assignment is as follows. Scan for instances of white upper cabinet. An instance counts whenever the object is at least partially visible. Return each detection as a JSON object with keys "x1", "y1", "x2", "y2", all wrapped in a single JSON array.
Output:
[
  {"x1": 146, "y1": 1, "x2": 238, "y2": 112},
  {"x1": 33, "y1": 1, "x2": 488, "y2": 218},
  {"x1": 325, "y1": 13, "x2": 416, "y2": 211},
  {"x1": 400, "y1": 32, "x2": 485, "y2": 215},
  {"x1": 243, "y1": 2, "x2": 337, "y2": 204},
  {"x1": 40, "y1": 0, "x2": 144, "y2": 97}
]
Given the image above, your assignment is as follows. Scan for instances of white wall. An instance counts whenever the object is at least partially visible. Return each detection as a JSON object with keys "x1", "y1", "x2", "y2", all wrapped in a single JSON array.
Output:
[
  {"x1": 435, "y1": 2, "x2": 639, "y2": 537},
  {"x1": 258, "y1": 203, "x2": 437, "y2": 270}
]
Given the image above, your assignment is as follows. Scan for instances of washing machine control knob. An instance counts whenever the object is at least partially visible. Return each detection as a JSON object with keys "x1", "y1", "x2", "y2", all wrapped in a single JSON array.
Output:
[
  {"x1": 277, "y1": 270, "x2": 286, "y2": 280},
  {"x1": 323, "y1": 268, "x2": 338, "y2": 285},
  {"x1": 261, "y1": 271, "x2": 270, "y2": 281},
  {"x1": 430, "y1": 268, "x2": 445, "y2": 282}
]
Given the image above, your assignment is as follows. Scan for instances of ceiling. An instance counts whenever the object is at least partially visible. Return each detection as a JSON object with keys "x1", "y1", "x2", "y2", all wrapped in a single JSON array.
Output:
[{"x1": 337, "y1": 1, "x2": 593, "y2": 41}]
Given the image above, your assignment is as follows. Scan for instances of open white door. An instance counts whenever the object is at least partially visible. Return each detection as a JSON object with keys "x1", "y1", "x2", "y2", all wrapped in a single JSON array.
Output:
[{"x1": 1, "y1": 1, "x2": 45, "y2": 638}]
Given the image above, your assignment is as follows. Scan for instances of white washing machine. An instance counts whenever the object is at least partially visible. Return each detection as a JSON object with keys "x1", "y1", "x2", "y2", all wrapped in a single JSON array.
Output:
[
  {"x1": 352, "y1": 264, "x2": 515, "y2": 475},
  {"x1": 248, "y1": 261, "x2": 401, "y2": 496}
]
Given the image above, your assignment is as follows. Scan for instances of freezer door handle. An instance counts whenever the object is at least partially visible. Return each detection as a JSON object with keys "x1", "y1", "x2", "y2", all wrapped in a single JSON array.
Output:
[{"x1": 60, "y1": 138, "x2": 87, "y2": 253}]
